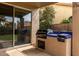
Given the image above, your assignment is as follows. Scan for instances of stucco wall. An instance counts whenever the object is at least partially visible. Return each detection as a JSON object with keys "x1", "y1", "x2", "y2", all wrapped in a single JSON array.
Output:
[{"x1": 53, "y1": 5, "x2": 72, "y2": 24}]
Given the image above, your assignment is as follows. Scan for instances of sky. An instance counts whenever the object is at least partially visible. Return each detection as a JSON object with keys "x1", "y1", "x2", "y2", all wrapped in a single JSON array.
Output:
[
  {"x1": 5, "y1": 13, "x2": 31, "y2": 23},
  {"x1": 23, "y1": 13, "x2": 31, "y2": 22}
]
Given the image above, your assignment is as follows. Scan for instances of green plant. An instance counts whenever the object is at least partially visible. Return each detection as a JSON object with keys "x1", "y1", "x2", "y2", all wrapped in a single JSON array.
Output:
[
  {"x1": 68, "y1": 16, "x2": 72, "y2": 23},
  {"x1": 61, "y1": 17, "x2": 72, "y2": 24},
  {"x1": 39, "y1": 6, "x2": 55, "y2": 30}
]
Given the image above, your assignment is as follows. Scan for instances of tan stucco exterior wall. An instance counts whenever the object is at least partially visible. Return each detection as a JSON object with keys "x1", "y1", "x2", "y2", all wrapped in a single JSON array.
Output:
[{"x1": 52, "y1": 5, "x2": 72, "y2": 24}]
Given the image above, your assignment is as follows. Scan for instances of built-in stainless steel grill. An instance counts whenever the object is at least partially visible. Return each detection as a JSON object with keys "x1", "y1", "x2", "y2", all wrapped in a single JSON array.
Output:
[{"x1": 36, "y1": 30, "x2": 47, "y2": 39}]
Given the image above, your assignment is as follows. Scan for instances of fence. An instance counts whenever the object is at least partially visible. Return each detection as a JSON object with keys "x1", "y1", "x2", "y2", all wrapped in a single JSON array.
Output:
[{"x1": 51, "y1": 24, "x2": 72, "y2": 32}]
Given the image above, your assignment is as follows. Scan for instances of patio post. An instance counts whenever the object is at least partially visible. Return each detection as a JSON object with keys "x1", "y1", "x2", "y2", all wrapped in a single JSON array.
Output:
[
  {"x1": 72, "y1": 2, "x2": 79, "y2": 56},
  {"x1": 31, "y1": 9, "x2": 39, "y2": 46}
]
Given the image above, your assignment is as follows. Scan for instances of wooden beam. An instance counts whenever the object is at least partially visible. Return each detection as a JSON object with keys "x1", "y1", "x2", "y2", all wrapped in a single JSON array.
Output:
[{"x1": 0, "y1": 2, "x2": 31, "y2": 11}]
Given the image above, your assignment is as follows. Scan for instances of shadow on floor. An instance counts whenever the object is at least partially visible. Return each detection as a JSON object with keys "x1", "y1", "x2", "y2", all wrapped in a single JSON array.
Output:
[
  {"x1": 0, "y1": 49, "x2": 9, "y2": 56},
  {"x1": 22, "y1": 48, "x2": 50, "y2": 56}
]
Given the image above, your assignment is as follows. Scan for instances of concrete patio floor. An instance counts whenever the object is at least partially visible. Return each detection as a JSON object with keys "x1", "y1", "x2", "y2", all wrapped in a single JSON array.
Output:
[{"x1": 5, "y1": 45, "x2": 50, "y2": 56}]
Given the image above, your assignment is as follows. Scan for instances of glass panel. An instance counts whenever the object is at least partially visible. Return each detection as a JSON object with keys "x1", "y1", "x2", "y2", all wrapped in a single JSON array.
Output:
[
  {"x1": 14, "y1": 8, "x2": 31, "y2": 45},
  {"x1": 0, "y1": 4, "x2": 13, "y2": 48}
]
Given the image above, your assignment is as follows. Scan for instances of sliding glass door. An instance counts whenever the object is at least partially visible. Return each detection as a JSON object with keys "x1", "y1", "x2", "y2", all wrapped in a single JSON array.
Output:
[
  {"x1": 14, "y1": 8, "x2": 32, "y2": 46},
  {"x1": 0, "y1": 4, "x2": 13, "y2": 48},
  {"x1": 0, "y1": 4, "x2": 31, "y2": 49}
]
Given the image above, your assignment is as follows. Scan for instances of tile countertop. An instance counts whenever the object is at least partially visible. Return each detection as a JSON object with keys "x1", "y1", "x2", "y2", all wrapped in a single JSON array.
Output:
[{"x1": 47, "y1": 32, "x2": 72, "y2": 39}]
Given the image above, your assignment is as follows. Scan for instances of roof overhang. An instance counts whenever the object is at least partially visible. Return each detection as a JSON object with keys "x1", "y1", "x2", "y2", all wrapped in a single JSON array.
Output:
[
  {"x1": 0, "y1": 2, "x2": 72, "y2": 17},
  {"x1": 55, "y1": 3, "x2": 72, "y2": 7},
  {"x1": 0, "y1": 2, "x2": 57, "y2": 17},
  {"x1": 3, "y1": 2, "x2": 57, "y2": 10}
]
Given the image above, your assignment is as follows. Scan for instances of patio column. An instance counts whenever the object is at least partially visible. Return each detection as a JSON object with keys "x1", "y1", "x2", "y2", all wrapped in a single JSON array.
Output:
[
  {"x1": 72, "y1": 3, "x2": 79, "y2": 56},
  {"x1": 31, "y1": 9, "x2": 39, "y2": 46}
]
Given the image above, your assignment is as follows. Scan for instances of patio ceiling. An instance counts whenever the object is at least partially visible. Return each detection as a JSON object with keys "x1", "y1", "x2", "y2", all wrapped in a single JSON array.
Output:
[
  {"x1": 0, "y1": 3, "x2": 31, "y2": 17},
  {"x1": 6, "y1": 2, "x2": 57, "y2": 9},
  {"x1": 55, "y1": 3, "x2": 72, "y2": 7},
  {"x1": 0, "y1": 2, "x2": 57, "y2": 17},
  {"x1": 0, "y1": 2, "x2": 72, "y2": 17}
]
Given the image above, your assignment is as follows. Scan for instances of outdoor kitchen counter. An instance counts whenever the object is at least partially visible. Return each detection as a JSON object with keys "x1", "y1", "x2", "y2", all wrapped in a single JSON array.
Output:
[
  {"x1": 45, "y1": 35, "x2": 71, "y2": 56},
  {"x1": 36, "y1": 31, "x2": 72, "y2": 56}
]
